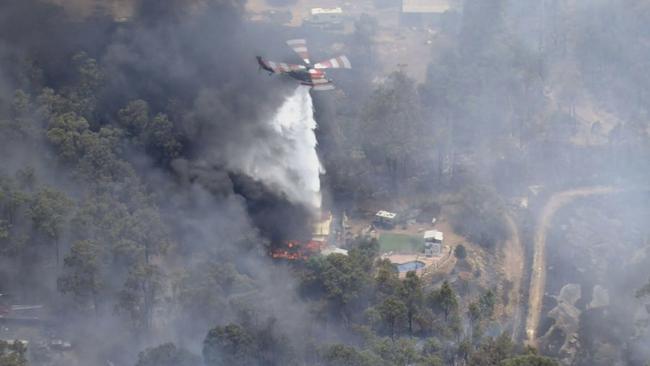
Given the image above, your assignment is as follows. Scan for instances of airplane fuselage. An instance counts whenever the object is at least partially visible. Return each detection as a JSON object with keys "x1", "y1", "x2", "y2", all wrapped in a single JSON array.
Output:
[
  {"x1": 256, "y1": 52, "x2": 337, "y2": 90},
  {"x1": 257, "y1": 56, "x2": 312, "y2": 83},
  {"x1": 288, "y1": 70, "x2": 312, "y2": 83}
]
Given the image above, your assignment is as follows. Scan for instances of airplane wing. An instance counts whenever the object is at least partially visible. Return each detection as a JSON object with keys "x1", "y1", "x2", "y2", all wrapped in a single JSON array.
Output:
[
  {"x1": 286, "y1": 39, "x2": 311, "y2": 65},
  {"x1": 314, "y1": 55, "x2": 352, "y2": 70}
]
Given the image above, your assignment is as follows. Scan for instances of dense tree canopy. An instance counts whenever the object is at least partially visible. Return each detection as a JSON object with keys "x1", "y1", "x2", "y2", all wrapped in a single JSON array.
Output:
[
  {"x1": 500, "y1": 355, "x2": 559, "y2": 366},
  {"x1": 135, "y1": 343, "x2": 199, "y2": 366}
]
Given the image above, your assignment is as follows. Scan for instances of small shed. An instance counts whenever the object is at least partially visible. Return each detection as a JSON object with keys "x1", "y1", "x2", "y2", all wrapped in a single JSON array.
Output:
[{"x1": 401, "y1": 0, "x2": 453, "y2": 26}]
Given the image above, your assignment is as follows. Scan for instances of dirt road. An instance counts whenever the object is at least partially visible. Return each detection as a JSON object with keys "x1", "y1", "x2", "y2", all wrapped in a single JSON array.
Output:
[
  {"x1": 525, "y1": 186, "x2": 617, "y2": 347},
  {"x1": 501, "y1": 213, "x2": 524, "y2": 340}
]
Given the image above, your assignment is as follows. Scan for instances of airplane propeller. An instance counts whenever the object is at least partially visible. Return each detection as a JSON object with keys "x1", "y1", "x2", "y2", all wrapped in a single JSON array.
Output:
[
  {"x1": 286, "y1": 39, "x2": 352, "y2": 70},
  {"x1": 286, "y1": 39, "x2": 311, "y2": 65}
]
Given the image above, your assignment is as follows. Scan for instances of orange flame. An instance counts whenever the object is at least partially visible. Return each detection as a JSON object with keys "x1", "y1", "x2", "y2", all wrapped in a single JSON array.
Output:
[{"x1": 270, "y1": 240, "x2": 324, "y2": 261}]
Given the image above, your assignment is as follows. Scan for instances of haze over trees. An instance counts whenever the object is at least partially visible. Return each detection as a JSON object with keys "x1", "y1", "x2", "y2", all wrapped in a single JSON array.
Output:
[{"x1": 0, "y1": 0, "x2": 648, "y2": 365}]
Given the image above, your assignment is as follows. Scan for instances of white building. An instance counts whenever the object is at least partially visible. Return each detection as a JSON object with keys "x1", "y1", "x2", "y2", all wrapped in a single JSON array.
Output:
[
  {"x1": 423, "y1": 230, "x2": 443, "y2": 257},
  {"x1": 375, "y1": 210, "x2": 397, "y2": 228}
]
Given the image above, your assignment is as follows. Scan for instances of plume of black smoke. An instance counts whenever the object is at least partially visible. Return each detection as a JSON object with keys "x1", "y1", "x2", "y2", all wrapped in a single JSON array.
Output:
[{"x1": 0, "y1": 0, "x2": 326, "y2": 363}]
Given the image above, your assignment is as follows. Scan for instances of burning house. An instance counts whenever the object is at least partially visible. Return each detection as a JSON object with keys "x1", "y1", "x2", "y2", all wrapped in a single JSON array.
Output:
[
  {"x1": 270, "y1": 240, "x2": 322, "y2": 261},
  {"x1": 270, "y1": 212, "x2": 333, "y2": 261}
]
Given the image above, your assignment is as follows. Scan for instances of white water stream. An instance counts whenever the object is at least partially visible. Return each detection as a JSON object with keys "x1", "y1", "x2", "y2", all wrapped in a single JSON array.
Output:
[{"x1": 235, "y1": 86, "x2": 323, "y2": 210}]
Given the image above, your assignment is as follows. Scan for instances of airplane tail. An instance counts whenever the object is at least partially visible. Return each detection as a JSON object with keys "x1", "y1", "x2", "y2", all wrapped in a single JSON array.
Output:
[{"x1": 256, "y1": 56, "x2": 274, "y2": 74}]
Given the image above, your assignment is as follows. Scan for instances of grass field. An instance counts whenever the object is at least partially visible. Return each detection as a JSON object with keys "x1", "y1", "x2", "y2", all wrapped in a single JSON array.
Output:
[{"x1": 378, "y1": 233, "x2": 422, "y2": 253}]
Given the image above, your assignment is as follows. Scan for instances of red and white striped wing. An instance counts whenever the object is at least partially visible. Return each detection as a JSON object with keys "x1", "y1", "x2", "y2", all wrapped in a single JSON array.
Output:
[
  {"x1": 286, "y1": 39, "x2": 311, "y2": 65},
  {"x1": 265, "y1": 60, "x2": 306, "y2": 73},
  {"x1": 314, "y1": 55, "x2": 352, "y2": 70}
]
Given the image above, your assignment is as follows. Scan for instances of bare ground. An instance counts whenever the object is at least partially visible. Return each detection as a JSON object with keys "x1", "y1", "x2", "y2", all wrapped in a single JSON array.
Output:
[{"x1": 525, "y1": 186, "x2": 617, "y2": 347}]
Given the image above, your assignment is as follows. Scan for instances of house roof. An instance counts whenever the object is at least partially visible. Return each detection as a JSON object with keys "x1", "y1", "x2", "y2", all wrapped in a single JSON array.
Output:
[
  {"x1": 311, "y1": 7, "x2": 342, "y2": 15},
  {"x1": 402, "y1": 0, "x2": 451, "y2": 14},
  {"x1": 424, "y1": 230, "x2": 443, "y2": 241},
  {"x1": 376, "y1": 210, "x2": 397, "y2": 219}
]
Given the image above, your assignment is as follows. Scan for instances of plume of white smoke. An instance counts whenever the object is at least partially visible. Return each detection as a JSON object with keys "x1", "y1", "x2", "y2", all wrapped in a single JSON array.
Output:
[{"x1": 228, "y1": 86, "x2": 323, "y2": 211}]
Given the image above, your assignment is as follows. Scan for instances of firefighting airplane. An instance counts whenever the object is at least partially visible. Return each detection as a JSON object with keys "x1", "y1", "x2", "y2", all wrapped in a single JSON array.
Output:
[{"x1": 257, "y1": 39, "x2": 351, "y2": 91}]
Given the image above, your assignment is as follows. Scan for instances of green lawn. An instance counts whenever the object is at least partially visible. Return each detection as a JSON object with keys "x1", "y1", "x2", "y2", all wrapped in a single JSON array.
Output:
[{"x1": 378, "y1": 233, "x2": 422, "y2": 253}]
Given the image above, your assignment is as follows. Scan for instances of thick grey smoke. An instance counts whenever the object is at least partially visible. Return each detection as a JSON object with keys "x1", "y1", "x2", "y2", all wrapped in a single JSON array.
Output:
[
  {"x1": 0, "y1": 0, "x2": 316, "y2": 230},
  {"x1": 0, "y1": 0, "x2": 327, "y2": 364}
]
